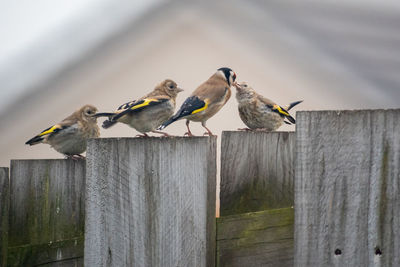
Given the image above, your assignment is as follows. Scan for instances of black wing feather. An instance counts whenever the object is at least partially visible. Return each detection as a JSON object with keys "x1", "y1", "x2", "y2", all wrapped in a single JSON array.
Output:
[
  {"x1": 25, "y1": 125, "x2": 68, "y2": 145},
  {"x1": 158, "y1": 96, "x2": 205, "y2": 130}
]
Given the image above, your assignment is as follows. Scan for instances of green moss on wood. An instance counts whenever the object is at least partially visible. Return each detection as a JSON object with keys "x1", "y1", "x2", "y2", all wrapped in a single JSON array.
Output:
[
  {"x1": 8, "y1": 160, "x2": 85, "y2": 266},
  {"x1": 221, "y1": 178, "x2": 294, "y2": 216},
  {"x1": 7, "y1": 237, "x2": 83, "y2": 266},
  {"x1": 217, "y1": 208, "x2": 294, "y2": 267}
]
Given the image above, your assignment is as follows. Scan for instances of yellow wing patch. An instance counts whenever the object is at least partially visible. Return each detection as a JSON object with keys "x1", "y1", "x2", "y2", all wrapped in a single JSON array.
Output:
[
  {"x1": 38, "y1": 125, "x2": 62, "y2": 136},
  {"x1": 273, "y1": 104, "x2": 289, "y2": 116},
  {"x1": 191, "y1": 99, "x2": 208, "y2": 114},
  {"x1": 130, "y1": 98, "x2": 158, "y2": 110}
]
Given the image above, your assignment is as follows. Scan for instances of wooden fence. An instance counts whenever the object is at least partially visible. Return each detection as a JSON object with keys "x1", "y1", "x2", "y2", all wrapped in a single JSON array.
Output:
[
  {"x1": 84, "y1": 137, "x2": 216, "y2": 267},
  {"x1": 220, "y1": 131, "x2": 295, "y2": 215},
  {"x1": 6, "y1": 160, "x2": 85, "y2": 266},
  {"x1": 0, "y1": 109, "x2": 398, "y2": 266},
  {"x1": 295, "y1": 110, "x2": 400, "y2": 266},
  {"x1": 1, "y1": 167, "x2": 9, "y2": 267}
]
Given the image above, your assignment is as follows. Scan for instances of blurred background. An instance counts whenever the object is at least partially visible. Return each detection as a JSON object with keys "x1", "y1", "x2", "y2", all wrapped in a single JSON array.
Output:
[{"x1": 1, "y1": 0, "x2": 400, "y2": 166}]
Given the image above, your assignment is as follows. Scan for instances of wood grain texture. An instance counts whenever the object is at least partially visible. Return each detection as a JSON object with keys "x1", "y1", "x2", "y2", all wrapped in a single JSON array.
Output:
[
  {"x1": 0, "y1": 167, "x2": 9, "y2": 267},
  {"x1": 8, "y1": 159, "x2": 85, "y2": 266},
  {"x1": 295, "y1": 110, "x2": 400, "y2": 267},
  {"x1": 217, "y1": 208, "x2": 294, "y2": 267},
  {"x1": 85, "y1": 137, "x2": 217, "y2": 267},
  {"x1": 220, "y1": 131, "x2": 295, "y2": 216}
]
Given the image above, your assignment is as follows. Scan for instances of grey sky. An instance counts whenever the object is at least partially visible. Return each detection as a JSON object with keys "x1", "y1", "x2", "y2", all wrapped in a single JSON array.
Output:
[{"x1": 0, "y1": 0, "x2": 163, "y2": 113}]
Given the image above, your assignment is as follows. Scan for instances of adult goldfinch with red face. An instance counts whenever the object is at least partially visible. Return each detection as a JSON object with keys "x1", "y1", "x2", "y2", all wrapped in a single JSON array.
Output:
[
  {"x1": 159, "y1": 67, "x2": 236, "y2": 136},
  {"x1": 25, "y1": 104, "x2": 100, "y2": 158},
  {"x1": 234, "y1": 82, "x2": 302, "y2": 131},
  {"x1": 95, "y1": 79, "x2": 183, "y2": 137}
]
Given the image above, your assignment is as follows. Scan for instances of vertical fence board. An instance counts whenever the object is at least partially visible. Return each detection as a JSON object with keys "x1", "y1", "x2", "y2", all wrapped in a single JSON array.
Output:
[
  {"x1": 220, "y1": 131, "x2": 295, "y2": 216},
  {"x1": 85, "y1": 137, "x2": 217, "y2": 267},
  {"x1": 217, "y1": 207, "x2": 294, "y2": 267},
  {"x1": 295, "y1": 110, "x2": 400, "y2": 266},
  {"x1": 8, "y1": 159, "x2": 85, "y2": 266},
  {"x1": 0, "y1": 167, "x2": 9, "y2": 267}
]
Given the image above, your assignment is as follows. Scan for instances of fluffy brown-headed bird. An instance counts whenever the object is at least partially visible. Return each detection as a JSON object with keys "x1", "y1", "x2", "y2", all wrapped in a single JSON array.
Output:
[
  {"x1": 25, "y1": 104, "x2": 100, "y2": 158},
  {"x1": 96, "y1": 79, "x2": 183, "y2": 137},
  {"x1": 234, "y1": 82, "x2": 302, "y2": 131},
  {"x1": 159, "y1": 67, "x2": 236, "y2": 136}
]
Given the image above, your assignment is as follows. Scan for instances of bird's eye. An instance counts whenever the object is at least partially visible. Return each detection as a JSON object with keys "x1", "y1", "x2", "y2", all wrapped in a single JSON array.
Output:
[
  {"x1": 168, "y1": 84, "x2": 174, "y2": 89},
  {"x1": 243, "y1": 84, "x2": 247, "y2": 88}
]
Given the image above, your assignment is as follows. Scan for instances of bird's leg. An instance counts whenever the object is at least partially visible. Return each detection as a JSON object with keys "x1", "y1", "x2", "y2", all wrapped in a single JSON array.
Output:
[
  {"x1": 135, "y1": 133, "x2": 150, "y2": 138},
  {"x1": 151, "y1": 130, "x2": 172, "y2": 137},
  {"x1": 184, "y1": 120, "x2": 194, "y2": 137},
  {"x1": 238, "y1": 127, "x2": 252, "y2": 131},
  {"x1": 202, "y1": 122, "x2": 216, "y2": 137}
]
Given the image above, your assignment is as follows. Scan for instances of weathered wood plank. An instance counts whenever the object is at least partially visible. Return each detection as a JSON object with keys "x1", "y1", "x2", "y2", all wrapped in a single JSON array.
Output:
[
  {"x1": 8, "y1": 159, "x2": 85, "y2": 266},
  {"x1": 217, "y1": 207, "x2": 294, "y2": 267},
  {"x1": 220, "y1": 131, "x2": 295, "y2": 216},
  {"x1": 295, "y1": 110, "x2": 400, "y2": 266},
  {"x1": 0, "y1": 167, "x2": 9, "y2": 267},
  {"x1": 85, "y1": 137, "x2": 217, "y2": 267}
]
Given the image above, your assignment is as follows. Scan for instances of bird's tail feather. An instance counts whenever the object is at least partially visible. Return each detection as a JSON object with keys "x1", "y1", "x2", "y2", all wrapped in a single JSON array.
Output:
[
  {"x1": 94, "y1": 112, "x2": 118, "y2": 129},
  {"x1": 286, "y1": 100, "x2": 303, "y2": 111},
  {"x1": 102, "y1": 120, "x2": 117, "y2": 129},
  {"x1": 158, "y1": 116, "x2": 179, "y2": 130},
  {"x1": 285, "y1": 114, "x2": 296, "y2": 124},
  {"x1": 25, "y1": 136, "x2": 44, "y2": 146}
]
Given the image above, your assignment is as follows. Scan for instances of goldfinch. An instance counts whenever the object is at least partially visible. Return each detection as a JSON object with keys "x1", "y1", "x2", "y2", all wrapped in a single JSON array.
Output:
[
  {"x1": 25, "y1": 104, "x2": 100, "y2": 158},
  {"x1": 96, "y1": 79, "x2": 183, "y2": 137},
  {"x1": 159, "y1": 67, "x2": 236, "y2": 136},
  {"x1": 234, "y1": 82, "x2": 302, "y2": 131}
]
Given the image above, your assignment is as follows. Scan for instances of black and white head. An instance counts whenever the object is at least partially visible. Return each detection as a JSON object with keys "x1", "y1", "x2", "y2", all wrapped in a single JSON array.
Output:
[
  {"x1": 234, "y1": 82, "x2": 256, "y2": 102},
  {"x1": 217, "y1": 67, "x2": 237, "y2": 86}
]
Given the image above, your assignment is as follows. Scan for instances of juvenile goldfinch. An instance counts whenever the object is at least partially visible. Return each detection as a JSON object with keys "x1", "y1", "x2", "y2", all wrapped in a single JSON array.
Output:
[
  {"x1": 25, "y1": 104, "x2": 100, "y2": 158},
  {"x1": 96, "y1": 79, "x2": 183, "y2": 137},
  {"x1": 159, "y1": 67, "x2": 236, "y2": 136},
  {"x1": 234, "y1": 82, "x2": 302, "y2": 131}
]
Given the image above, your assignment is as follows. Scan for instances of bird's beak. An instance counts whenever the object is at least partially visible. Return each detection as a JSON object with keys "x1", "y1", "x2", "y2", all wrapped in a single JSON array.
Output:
[
  {"x1": 92, "y1": 112, "x2": 113, "y2": 118},
  {"x1": 177, "y1": 87, "x2": 184, "y2": 92},
  {"x1": 233, "y1": 82, "x2": 241, "y2": 89}
]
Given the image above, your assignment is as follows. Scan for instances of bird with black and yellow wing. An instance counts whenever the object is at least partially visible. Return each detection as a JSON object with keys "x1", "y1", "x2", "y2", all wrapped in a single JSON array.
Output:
[
  {"x1": 159, "y1": 67, "x2": 236, "y2": 136},
  {"x1": 95, "y1": 79, "x2": 183, "y2": 137},
  {"x1": 25, "y1": 104, "x2": 100, "y2": 158},
  {"x1": 234, "y1": 82, "x2": 302, "y2": 131}
]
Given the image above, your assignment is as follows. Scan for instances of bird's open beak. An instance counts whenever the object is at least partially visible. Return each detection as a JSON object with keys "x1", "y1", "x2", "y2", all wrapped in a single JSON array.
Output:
[{"x1": 233, "y1": 82, "x2": 241, "y2": 89}]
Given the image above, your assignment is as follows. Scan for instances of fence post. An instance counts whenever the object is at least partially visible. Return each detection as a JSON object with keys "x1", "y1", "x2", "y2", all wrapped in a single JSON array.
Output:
[
  {"x1": 0, "y1": 167, "x2": 9, "y2": 267},
  {"x1": 8, "y1": 159, "x2": 86, "y2": 266},
  {"x1": 295, "y1": 110, "x2": 400, "y2": 266},
  {"x1": 218, "y1": 131, "x2": 296, "y2": 267},
  {"x1": 220, "y1": 131, "x2": 295, "y2": 216},
  {"x1": 85, "y1": 137, "x2": 217, "y2": 267}
]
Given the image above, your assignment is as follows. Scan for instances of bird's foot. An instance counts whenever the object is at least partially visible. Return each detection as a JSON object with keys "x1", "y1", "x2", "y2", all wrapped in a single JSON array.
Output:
[
  {"x1": 203, "y1": 132, "x2": 217, "y2": 137},
  {"x1": 135, "y1": 133, "x2": 149, "y2": 138},
  {"x1": 238, "y1": 128, "x2": 252, "y2": 131},
  {"x1": 151, "y1": 130, "x2": 172, "y2": 137},
  {"x1": 255, "y1": 128, "x2": 271, "y2": 132},
  {"x1": 66, "y1": 154, "x2": 85, "y2": 161},
  {"x1": 184, "y1": 131, "x2": 195, "y2": 137}
]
